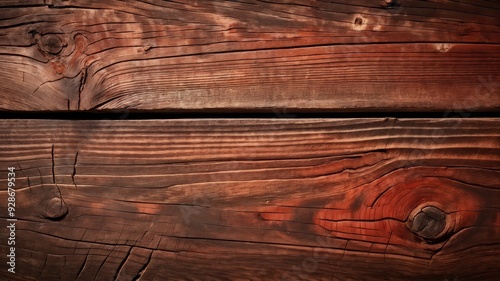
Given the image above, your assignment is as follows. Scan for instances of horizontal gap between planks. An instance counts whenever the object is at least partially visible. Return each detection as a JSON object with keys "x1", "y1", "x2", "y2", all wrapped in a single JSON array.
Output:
[{"x1": 0, "y1": 110, "x2": 498, "y2": 120}]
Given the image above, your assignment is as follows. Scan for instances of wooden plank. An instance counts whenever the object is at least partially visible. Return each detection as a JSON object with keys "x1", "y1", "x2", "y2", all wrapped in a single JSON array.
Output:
[
  {"x1": 0, "y1": 118, "x2": 498, "y2": 280},
  {"x1": 0, "y1": 0, "x2": 499, "y2": 111}
]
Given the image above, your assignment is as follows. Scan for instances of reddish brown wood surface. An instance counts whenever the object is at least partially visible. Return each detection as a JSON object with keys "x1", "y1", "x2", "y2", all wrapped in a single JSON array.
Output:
[
  {"x1": 0, "y1": 118, "x2": 499, "y2": 280},
  {"x1": 0, "y1": 0, "x2": 499, "y2": 111}
]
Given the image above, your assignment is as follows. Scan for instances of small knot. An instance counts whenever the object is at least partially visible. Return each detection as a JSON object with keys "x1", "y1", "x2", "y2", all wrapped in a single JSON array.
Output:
[
  {"x1": 352, "y1": 15, "x2": 368, "y2": 31},
  {"x1": 407, "y1": 206, "x2": 449, "y2": 243},
  {"x1": 43, "y1": 197, "x2": 68, "y2": 220},
  {"x1": 40, "y1": 34, "x2": 65, "y2": 55},
  {"x1": 354, "y1": 17, "x2": 363, "y2": 26}
]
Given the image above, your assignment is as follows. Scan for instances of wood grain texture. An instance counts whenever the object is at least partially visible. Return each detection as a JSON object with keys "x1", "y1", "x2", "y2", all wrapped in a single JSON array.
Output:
[
  {"x1": 0, "y1": 0, "x2": 499, "y2": 111},
  {"x1": 0, "y1": 118, "x2": 499, "y2": 280}
]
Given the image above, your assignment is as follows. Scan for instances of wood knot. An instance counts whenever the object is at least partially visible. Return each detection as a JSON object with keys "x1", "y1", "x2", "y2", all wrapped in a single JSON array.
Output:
[
  {"x1": 40, "y1": 34, "x2": 65, "y2": 55},
  {"x1": 31, "y1": 28, "x2": 67, "y2": 57},
  {"x1": 352, "y1": 15, "x2": 368, "y2": 31},
  {"x1": 43, "y1": 197, "x2": 68, "y2": 220},
  {"x1": 354, "y1": 17, "x2": 363, "y2": 26},
  {"x1": 407, "y1": 206, "x2": 449, "y2": 243}
]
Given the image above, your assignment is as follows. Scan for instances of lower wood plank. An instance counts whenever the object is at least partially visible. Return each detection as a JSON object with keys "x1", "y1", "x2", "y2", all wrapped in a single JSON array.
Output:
[{"x1": 0, "y1": 118, "x2": 499, "y2": 280}]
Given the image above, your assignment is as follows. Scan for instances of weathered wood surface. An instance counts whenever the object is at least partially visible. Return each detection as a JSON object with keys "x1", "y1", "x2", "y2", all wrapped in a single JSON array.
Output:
[
  {"x1": 0, "y1": 118, "x2": 499, "y2": 280},
  {"x1": 0, "y1": 0, "x2": 499, "y2": 112}
]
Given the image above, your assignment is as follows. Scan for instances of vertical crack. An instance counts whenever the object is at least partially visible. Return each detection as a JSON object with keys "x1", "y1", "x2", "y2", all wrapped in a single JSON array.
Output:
[
  {"x1": 51, "y1": 144, "x2": 56, "y2": 184},
  {"x1": 60, "y1": 256, "x2": 67, "y2": 281},
  {"x1": 37, "y1": 254, "x2": 48, "y2": 280},
  {"x1": 76, "y1": 252, "x2": 89, "y2": 280},
  {"x1": 16, "y1": 162, "x2": 25, "y2": 177},
  {"x1": 133, "y1": 250, "x2": 153, "y2": 281},
  {"x1": 428, "y1": 238, "x2": 450, "y2": 267},
  {"x1": 137, "y1": 230, "x2": 148, "y2": 245},
  {"x1": 72, "y1": 151, "x2": 78, "y2": 189},
  {"x1": 78, "y1": 67, "x2": 87, "y2": 110},
  {"x1": 95, "y1": 246, "x2": 115, "y2": 281},
  {"x1": 51, "y1": 144, "x2": 63, "y2": 196},
  {"x1": 113, "y1": 246, "x2": 133, "y2": 281}
]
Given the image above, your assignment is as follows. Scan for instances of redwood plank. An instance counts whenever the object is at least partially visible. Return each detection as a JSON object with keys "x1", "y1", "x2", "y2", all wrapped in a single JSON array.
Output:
[
  {"x1": 0, "y1": 0, "x2": 499, "y2": 111},
  {"x1": 0, "y1": 118, "x2": 498, "y2": 280}
]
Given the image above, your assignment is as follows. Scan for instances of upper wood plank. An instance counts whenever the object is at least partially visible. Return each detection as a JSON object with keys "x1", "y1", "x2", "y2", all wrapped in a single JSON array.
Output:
[{"x1": 0, "y1": 0, "x2": 498, "y2": 111}]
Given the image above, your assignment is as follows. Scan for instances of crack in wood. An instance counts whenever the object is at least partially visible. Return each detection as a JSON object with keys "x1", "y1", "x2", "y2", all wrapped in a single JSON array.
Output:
[
  {"x1": 133, "y1": 250, "x2": 153, "y2": 281},
  {"x1": 95, "y1": 245, "x2": 115, "y2": 281},
  {"x1": 76, "y1": 249, "x2": 89, "y2": 280},
  {"x1": 51, "y1": 144, "x2": 56, "y2": 184},
  {"x1": 113, "y1": 246, "x2": 132, "y2": 281},
  {"x1": 77, "y1": 68, "x2": 86, "y2": 110},
  {"x1": 72, "y1": 151, "x2": 78, "y2": 189}
]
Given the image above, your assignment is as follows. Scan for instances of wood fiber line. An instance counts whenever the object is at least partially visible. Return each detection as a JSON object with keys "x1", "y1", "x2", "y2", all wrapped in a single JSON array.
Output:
[
  {"x1": 0, "y1": 0, "x2": 499, "y2": 111},
  {"x1": 0, "y1": 118, "x2": 498, "y2": 280}
]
